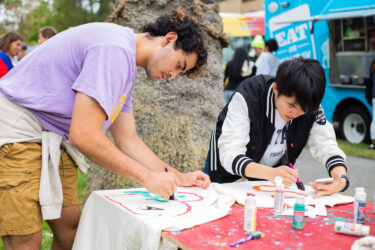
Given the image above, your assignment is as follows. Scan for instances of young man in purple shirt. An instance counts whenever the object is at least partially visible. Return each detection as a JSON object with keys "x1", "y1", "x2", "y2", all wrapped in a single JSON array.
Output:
[{"x1": 0, "y1": 9, "x2": 209, "y2": 249}]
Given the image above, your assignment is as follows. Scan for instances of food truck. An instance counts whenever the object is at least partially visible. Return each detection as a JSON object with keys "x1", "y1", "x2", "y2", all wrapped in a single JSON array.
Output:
[{"x1": 264, "y1": 0, "x2": 375, "y2": 143}]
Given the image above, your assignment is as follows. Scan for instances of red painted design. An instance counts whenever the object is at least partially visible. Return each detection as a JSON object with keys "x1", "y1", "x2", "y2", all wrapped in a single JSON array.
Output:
[
  {"x1": 104, "y1": 195, "x2": 142, "y2": 215},
  {"x1": 105, "y1": 191, "x2": 204, "y2": 217}
]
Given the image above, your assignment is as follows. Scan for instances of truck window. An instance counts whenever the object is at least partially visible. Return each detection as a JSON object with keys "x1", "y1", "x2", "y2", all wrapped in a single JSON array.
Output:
[{"x1": 368, "y1": 16, "x2": 375, "y2": 51}]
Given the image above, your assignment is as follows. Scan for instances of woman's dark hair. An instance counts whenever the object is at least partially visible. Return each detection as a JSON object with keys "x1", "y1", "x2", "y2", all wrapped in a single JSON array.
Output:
[
  {"x1": 227, "y1": 47, "x2": 249, "y2": 81},
  {"x1": 275, "y1": 57, "x2": 326, "y2": 114},
  {"x1": 265, "y1": 39, "x2": 279, "y2": 53},
  {"x1": 0, "y1": 31, "x2": 23, "y2": 53},
  {"x1": 143, "y1": 9, "x2": 207, "y2": 78}
]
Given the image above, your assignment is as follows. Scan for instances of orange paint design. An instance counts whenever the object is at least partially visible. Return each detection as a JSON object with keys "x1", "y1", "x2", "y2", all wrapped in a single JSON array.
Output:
[
  {"x1": 109, "y1": 95, "x2": 126, "y2": 122},
  {"x1": 252, "y1": 184, "x2": 308, "y2": 199}
]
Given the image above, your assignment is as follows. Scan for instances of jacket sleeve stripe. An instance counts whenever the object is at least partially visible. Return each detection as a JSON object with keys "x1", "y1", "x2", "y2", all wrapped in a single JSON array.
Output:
[
  {"x1": 232, "y1": 154, "x2": 253, "y2": 177},
  {"x1": 210, "y1": 127, "x2": 217, "y2": 171},
  {"x1": 326, "y1": 155, "x2": 347, "y2": 174}
]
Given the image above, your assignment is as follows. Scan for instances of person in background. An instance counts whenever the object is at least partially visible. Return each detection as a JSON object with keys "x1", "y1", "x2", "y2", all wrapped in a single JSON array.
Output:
[
  {"x1": 248, "y1": 34, "x2": 264, "y2": 77},
  {"x1": 369, "y1": 59, "x2": 375, "y2": 149},
  {"x1": 0, "y1": 31, "x2": 23, "y2": 78},
  {"x1": 205, "y1": 58, "x2": 349, "y2": 198},
  {"x1": 223, "y1": 47, "x2": 252, "y2": 103},
  {"x1": 18, "y1": 42, "x2": 28, "y2": 61},
  {"x1": 256, "y1": 38, "x2": 280, "y2": 77},
  {"x1": 39, "y1": 26, "x2": 58, "y2": 44}
]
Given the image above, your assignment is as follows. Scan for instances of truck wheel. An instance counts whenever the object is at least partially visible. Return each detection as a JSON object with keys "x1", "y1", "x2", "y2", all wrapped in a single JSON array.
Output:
[{"x1": 339, "y1": 106, "x2": 370, "y2": 144}]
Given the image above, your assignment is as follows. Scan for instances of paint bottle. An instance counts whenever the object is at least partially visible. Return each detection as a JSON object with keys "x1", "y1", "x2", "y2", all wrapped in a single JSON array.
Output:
[
  {"x1": 353, "y1": 187, "x2": 363, "y2": 221},
  {"x1": 244, "y1": 192, "x2": 256, "y2": 232},
  {"x1": 293, "y1": 196, "x2": 305, "y2": 230},
  {"x1": 353, "y1": 187, "x2": 366, "y2": 224},
  {"x1": 274, "y1": 176, "x2": 285, "y2": 214},
  {"x1": 335, "y1": 221, "x2": 370, "y2": 236}
]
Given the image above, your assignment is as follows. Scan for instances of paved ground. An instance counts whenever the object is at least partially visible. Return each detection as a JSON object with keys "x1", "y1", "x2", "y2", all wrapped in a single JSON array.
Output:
[{"x1": 295, "y1": 149, "x2": 375, "y2": 202}]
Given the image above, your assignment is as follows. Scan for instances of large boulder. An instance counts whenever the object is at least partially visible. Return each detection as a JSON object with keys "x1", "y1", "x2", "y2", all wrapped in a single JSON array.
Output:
[{"x1": 86, "y1": 0, "x2": 228, "y2": 195}]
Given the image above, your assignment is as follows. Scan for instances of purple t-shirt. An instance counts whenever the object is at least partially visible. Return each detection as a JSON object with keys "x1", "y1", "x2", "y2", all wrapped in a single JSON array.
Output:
[{"x1": 0, "y1": 22, "x2": 137, "y2": 140}]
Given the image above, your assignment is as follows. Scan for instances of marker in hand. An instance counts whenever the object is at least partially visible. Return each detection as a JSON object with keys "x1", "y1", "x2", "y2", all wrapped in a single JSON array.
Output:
[
  {"x1": 289, "y1": 163, "x2": 305, "y2": 191},
  {"x1": 164, "y1": 167, "x2": 175, "y2": 200}
]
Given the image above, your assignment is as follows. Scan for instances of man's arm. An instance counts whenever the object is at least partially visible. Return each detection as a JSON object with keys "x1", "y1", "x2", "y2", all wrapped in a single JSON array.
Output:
[
  {"x1": 69, "y1": 92, "x2": 178, "y2": 199},
  {"x1": 110, "y1": 111, "x2": 210, "y2": 189},
  {"x1": 307, "y1": 106, "x2": 348, "y2": 197}
]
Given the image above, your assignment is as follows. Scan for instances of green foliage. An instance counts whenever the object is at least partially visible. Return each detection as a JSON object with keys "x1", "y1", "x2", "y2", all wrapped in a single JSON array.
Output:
[
  {"x1": 17, "y1": 1, "x2": 54, "y2": 42},
  {"x1": 2, "y1": 0, "x2": 114, "y2": 43},
  {"x1": 77, "y1": 169, "x2": 89, "y2": 208}
]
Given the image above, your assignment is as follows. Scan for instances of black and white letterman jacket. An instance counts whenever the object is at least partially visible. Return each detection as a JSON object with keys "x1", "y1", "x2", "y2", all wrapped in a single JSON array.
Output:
[{"x1": 207, "y1": 75, "x2": 347, "y2": 183}]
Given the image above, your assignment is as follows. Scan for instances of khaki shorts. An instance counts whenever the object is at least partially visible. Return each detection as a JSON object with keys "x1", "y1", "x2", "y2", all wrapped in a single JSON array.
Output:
[{"x1": 0, "y1": 142, "x2": 79, "y2": 236}]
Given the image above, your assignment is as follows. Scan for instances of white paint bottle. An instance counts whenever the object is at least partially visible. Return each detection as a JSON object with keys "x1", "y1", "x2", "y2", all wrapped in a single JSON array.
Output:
[
  {"x1": 274, "y1": 176, "x2": 285, "y2": 214},
  {"x1": 335, "y1": 221, "x2": 370, "y2": 236},
  {"x1": 244, "y1": 192, "x2": 256, "y2": 232},
  {"x1": 353, "y1": 187, "x2": 366, "y2": 224}
]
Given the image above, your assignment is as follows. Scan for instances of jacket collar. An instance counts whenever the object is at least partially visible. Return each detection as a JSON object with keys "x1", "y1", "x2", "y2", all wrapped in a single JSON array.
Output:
[
  {"x1": 265, "y1": 83, "x2": 275, "y2": 125},
  {"x1": 265, "y1": 82, "x2": 293, "y2": 127}
]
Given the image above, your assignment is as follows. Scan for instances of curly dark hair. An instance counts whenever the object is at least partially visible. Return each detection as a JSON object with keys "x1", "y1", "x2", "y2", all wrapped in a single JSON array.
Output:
[{"x1": 143, "y1": 9, "x2": 208, "y2": 78}]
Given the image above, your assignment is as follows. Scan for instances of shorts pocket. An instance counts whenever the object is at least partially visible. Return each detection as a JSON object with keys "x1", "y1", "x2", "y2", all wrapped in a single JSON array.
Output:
[{"x1": 0, "y1": 169, "x2": 31, "y2": 189}]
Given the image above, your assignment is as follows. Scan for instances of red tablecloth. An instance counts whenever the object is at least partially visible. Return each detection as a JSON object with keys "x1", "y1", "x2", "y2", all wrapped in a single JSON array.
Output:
[{"x1": 163, "y1": 203, "x2": 375, "y2": 249}]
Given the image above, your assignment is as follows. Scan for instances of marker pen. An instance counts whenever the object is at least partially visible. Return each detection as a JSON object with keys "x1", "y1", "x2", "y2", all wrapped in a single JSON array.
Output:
[
  {"x1": 164, "y1": 167, "x2": 175, "y2": 200},
  {"x1": 289, "y1": 163, "x2": 305, "y2": 191},
  {"x1": 229, "y1": 232, "x2": 264, "y2": 247}
]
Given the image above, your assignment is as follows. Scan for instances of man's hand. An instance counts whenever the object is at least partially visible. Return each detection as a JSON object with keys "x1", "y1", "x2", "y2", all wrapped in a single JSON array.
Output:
[
  {"x1": 309, "y1": 179, "x2": 346, "y2": 198},
  {"x1": 269, "y1": 165, "x2": 298, "y2": 187},
  {"x1": 142, "y1": 171, "x2": 178, "y2": 200},
  {"x1": 309, "y1": 169, "x2": 346, "y2": 198},
  {"x1": 177, "y1": 171, "x2": 211, "y2": 189}
]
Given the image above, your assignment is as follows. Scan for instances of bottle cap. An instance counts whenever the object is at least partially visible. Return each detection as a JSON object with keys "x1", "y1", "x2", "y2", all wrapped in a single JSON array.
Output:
[
  {"x1": 363, "y1": 225, "x2": 370, "y2": 236},
  {"x1": 355, "y1": 187, "x2": 365, "y2": 193},
  {"x1": 246, "y1": 192, "x2": 256, "y2": 206},
  {"x1": 247, "y1": 192, "x2": 255, "y2": 197},
  {"x1": 295, "y1": 196, "x2": 305, "y2": 204},
  {"x1": 275, "y1": 176, "x2": 283, "y2": 187}
]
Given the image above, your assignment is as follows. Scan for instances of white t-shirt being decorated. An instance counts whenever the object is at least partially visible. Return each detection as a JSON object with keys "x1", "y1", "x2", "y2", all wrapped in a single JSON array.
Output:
[{"x1": 259, "y1": 109, "x2": 287, "y2": 167}]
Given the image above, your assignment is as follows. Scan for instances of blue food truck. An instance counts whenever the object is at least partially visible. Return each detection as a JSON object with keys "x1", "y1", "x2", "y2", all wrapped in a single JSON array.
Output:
[{"x1": 264, "y1": 0, "x2": 375, "y2": 143}]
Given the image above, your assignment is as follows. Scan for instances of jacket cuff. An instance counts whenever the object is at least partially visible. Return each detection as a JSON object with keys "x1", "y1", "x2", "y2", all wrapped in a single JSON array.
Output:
[
  {"x1": 326, "y1": 155, "x2": 347, "y2": 176},
  {"x1": 232, "y1": 154, "x2": 253, "y2": 177}
]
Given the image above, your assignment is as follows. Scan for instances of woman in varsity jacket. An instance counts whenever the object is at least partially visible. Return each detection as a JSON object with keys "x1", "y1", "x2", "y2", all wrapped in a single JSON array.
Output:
[{"x1": 205, "y1": 58, "x2": 349, "y2": 198}]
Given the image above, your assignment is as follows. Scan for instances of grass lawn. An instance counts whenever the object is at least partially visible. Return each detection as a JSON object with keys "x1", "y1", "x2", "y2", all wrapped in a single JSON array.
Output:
[
  {"x1": 337, "y1": 139, "x2": 375, "y2": 160},
  {"x1": 0, "y1": 141, "x2": 373, "y2": 249}
]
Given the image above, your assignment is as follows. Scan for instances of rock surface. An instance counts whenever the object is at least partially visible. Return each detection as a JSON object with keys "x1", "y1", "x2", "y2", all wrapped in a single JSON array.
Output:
[{"x1": 86, "y1": 0, "x2": 228, "y2": 195}]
